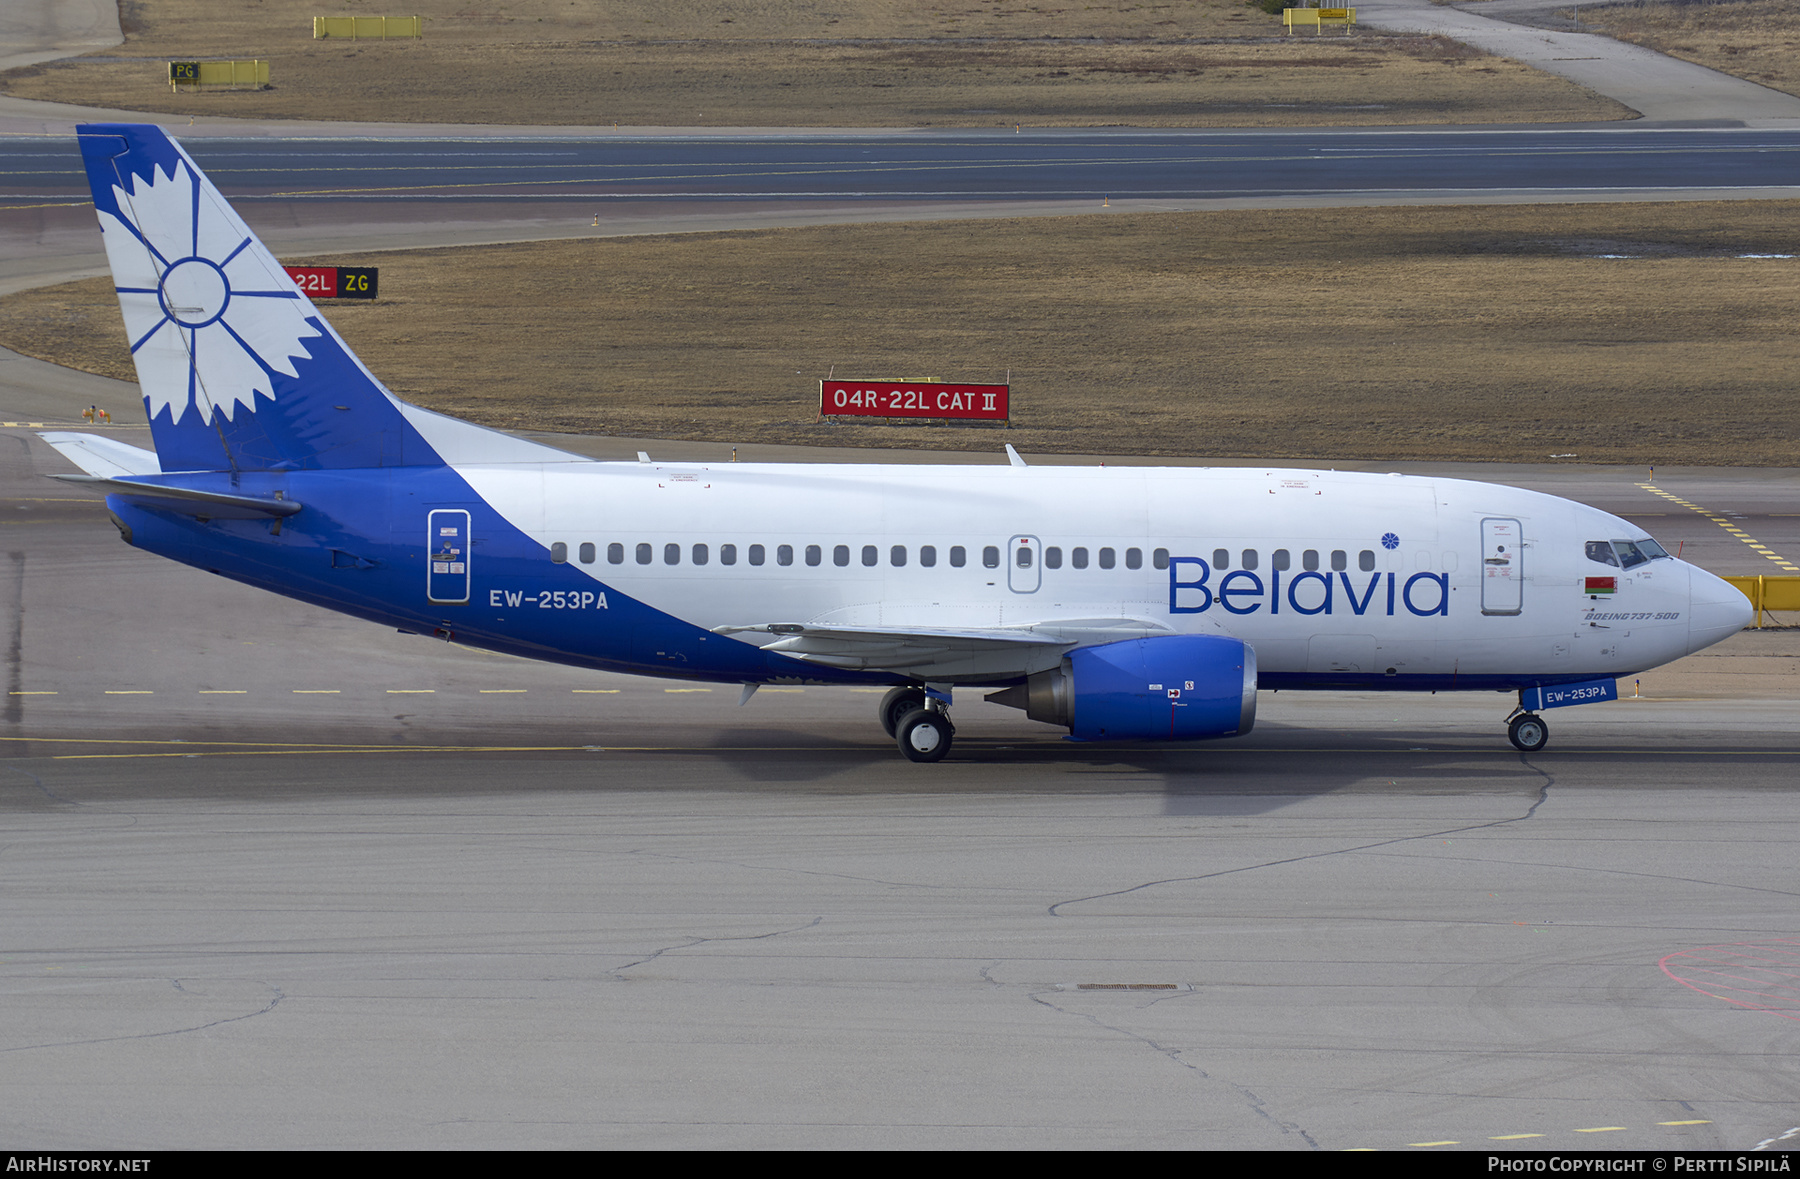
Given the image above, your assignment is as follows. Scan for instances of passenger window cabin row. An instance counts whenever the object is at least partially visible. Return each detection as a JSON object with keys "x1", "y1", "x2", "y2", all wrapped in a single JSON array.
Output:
[
  {"x1": 1214, "y1": 548, "x2": 1379, "y2": 573},
  {"x1": 549, "y1": 542, "x2": 996, "y2": 568},
  {"x1": 547, "y1": 541, "x2": 1383, "y2": 573}
]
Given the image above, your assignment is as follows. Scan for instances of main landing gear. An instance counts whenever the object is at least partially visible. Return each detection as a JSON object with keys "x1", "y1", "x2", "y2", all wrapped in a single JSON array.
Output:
[
  {"x1": 880, "y1": 685, "x2": 955, "y2": 763},
  {"x1": 1505, "y1": 709, "x2": 1549, "y2": 753}
]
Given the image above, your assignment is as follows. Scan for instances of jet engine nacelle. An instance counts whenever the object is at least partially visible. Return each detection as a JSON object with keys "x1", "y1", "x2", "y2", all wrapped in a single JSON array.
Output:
[{"x1": 988, "y1": 634, "x2": 1257, "y2": 741}]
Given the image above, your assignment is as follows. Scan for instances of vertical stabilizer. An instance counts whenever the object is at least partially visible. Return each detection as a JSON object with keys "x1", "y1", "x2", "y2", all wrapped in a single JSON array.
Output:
[{"x1": 77, "y1": 124, "x2": 443, "y2": 473}]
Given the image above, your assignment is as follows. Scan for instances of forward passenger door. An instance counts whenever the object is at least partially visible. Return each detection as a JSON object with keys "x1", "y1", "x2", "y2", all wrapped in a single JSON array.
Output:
[{"x1": 1480, "y1": 517, "x2": 1522, "y2": 616}]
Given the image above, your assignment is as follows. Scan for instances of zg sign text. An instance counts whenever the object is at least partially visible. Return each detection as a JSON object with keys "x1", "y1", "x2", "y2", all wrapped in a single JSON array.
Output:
[{"x1": 283, "y1": 266, "x2": 380, "y2": 300}]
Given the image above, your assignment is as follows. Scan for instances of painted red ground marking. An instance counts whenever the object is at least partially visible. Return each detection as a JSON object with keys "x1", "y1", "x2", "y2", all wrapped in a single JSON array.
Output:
[{"x1": 1660, "y1": 938, "x2": 1800, "y2": 1021}]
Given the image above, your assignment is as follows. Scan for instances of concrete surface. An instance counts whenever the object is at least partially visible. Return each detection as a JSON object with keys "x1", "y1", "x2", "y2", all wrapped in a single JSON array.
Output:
[{"x1": 1358, "y1": 0, "x2": 1800, "y2": 125}]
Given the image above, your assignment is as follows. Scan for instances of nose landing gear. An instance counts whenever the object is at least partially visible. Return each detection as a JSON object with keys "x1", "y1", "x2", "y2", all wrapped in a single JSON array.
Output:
[{"x1": 1506, "y1": 709, "x2": 1549, "y2": 753}]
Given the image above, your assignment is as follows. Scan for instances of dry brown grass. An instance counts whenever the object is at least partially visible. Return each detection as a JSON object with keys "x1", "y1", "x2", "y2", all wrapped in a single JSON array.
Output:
[
  {"x1": 6, "y1": 201, "x2": 1799, "y2": 466},
  {"x1": 85, "y1": 0, "x2": 1312, "y2": 44},
  {"x1": 1574, "y1": 0, "x2": 1800, "y2": 99},
  {"x1": 0, "y1": 0, "x2": 1629, "y2": 126}
]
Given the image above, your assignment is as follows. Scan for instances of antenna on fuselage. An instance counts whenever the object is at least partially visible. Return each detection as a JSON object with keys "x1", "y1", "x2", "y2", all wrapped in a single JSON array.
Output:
[{"x1": 1005, "y1": 444, "x2": 1027, "y2": 468}]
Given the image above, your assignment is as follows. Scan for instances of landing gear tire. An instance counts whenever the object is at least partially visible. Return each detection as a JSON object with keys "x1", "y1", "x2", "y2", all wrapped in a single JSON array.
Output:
[
  {"x1": 879, "y1": 687, "x2": 927, "y2": 738},
  {"x1": 896, "y1": 707, "x2": 954, "y2": 763},
  {"x1": 1508, "y1": 713, "x2": 1549, "y2": 753}
]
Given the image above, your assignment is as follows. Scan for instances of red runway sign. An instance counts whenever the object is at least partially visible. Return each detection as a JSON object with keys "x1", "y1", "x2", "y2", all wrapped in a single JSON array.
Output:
[{"x1": 821, "y1": 380, "x2": 1009, "y2": 422}]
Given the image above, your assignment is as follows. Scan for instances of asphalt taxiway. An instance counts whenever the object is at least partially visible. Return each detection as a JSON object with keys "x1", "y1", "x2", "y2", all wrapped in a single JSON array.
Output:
[{"x1": 3, "y1": 404, "x2": 1798, "y2": 1148}]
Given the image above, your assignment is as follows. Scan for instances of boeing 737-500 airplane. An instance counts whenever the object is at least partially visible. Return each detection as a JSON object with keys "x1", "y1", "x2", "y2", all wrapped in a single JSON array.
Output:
[{"x1": 43, "y1": 124, "x2": 1753, "y2": 760}]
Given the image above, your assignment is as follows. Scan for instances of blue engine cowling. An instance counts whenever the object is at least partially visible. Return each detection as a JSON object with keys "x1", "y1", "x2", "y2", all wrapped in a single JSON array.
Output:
[{"x1": 988, "y1": 634, "x2": 1257, "y2": 741}]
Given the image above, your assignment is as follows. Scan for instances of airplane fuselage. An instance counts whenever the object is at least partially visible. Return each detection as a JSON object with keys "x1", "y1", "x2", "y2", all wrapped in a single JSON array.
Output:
[{"x1": 108, "y1": 460, "x2": 1742, "y2": 694}]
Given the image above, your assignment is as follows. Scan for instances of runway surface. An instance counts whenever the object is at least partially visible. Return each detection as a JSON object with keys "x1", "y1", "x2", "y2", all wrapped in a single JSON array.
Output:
[
  {"x1": 2, "y1": 113, "x2": 1799, "y2": 1151},
  {"x1": 8, "y1": 127, "x2": 1800, "y2": 207}
]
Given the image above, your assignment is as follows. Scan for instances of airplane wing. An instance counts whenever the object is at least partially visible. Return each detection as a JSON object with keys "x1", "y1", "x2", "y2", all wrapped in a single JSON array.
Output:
[{"x1": 714, "y1": 617, "x2": 1176, "y2": 679}]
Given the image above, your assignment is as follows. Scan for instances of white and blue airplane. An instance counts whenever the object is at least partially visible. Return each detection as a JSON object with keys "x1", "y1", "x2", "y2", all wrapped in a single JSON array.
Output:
[{"x1": 44, "y1": 124, "x2": 1752, "y2": 761}]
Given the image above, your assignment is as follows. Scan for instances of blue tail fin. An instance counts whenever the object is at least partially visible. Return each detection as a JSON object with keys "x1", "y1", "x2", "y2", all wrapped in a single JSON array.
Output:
[{"x1": 78, "y1": 124, "x2": 446, "y2": 473}]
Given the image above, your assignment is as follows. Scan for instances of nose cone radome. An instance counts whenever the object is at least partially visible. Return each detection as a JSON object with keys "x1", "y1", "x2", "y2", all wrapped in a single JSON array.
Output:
[{"x1": 1688, "y1": 565, "x2": 1755, "y2": 654}]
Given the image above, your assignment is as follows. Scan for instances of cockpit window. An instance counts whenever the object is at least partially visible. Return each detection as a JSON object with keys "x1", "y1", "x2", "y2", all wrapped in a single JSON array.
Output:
[
  {"x1": 1585, "y1": 541, "x2": 1620, "y2": 567},
  {"x1": 1588, "y1": 538, "x2": 1672, "y2": 568}
]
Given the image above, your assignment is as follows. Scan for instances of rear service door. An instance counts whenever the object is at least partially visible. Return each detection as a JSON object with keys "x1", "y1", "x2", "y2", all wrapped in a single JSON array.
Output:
[{"x1": 428, "y1": 509, "x2": 471, "y2": 604}]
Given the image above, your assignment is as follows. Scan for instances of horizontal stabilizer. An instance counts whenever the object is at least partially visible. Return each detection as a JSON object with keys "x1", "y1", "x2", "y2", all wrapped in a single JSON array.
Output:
[
  {"x1": 49, "y1": 473, "x2": 302, "y2": 518},
  {"x1": 38, "y1": 431, "x2": 161, "y2": 477}
]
